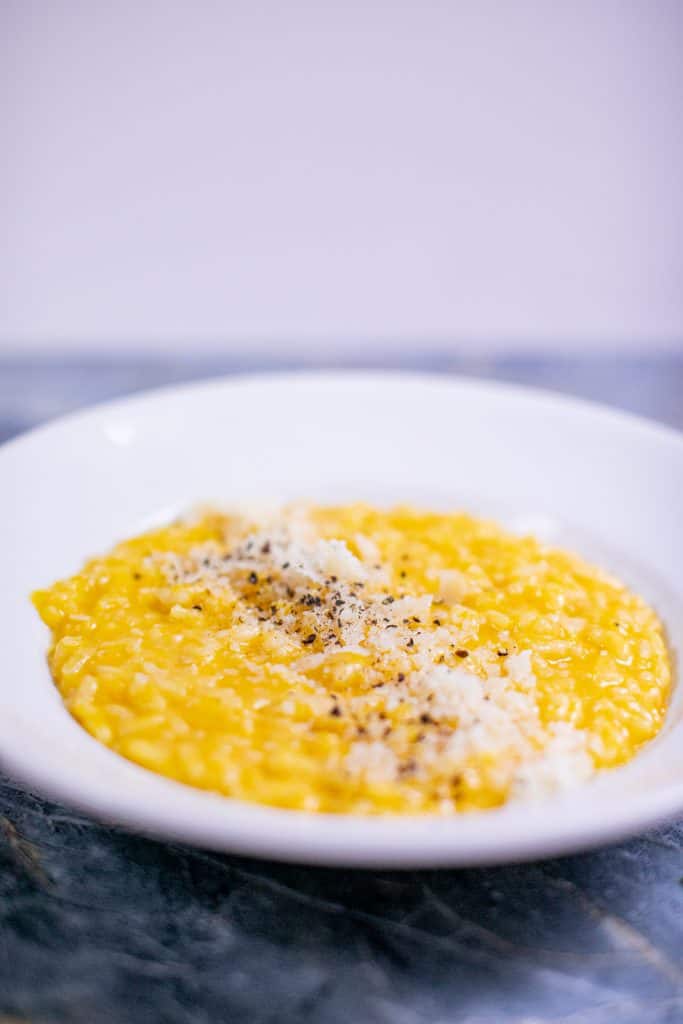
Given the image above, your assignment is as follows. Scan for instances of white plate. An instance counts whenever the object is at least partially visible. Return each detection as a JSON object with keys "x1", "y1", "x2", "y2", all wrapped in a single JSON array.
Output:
[{"x1": 1, "y1": 372, "x2": 681, "y2": 867}]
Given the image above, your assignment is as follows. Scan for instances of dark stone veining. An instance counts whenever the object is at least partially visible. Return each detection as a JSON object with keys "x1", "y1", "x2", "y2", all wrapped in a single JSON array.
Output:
[{"x1": 0, "y1": 778, "x2": 681, "y2": 1023}]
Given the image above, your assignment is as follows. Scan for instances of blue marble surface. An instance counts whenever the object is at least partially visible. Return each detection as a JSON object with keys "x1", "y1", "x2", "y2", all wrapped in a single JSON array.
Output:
[{"x1": 0, "y1": 355, "x2": 681, "y2": 1023}]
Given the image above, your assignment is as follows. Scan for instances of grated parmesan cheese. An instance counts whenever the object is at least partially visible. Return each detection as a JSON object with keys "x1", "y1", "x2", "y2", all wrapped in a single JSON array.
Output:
[
  {"x1": 346, "y1": 740, "x2": 398, "y2": 784},
  {"x1": 155, "y1": 507, "x2": 595, "y2": 804}
]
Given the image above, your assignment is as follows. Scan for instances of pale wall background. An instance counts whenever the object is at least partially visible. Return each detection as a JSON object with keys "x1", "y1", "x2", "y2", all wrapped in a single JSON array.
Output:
[{"x1": 1, "y1": 1, "x2": 682, "y2": 358}]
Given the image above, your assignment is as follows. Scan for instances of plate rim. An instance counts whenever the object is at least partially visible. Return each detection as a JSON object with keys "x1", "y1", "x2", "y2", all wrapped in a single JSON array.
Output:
[{"x1": 3, "y1": 367, "x2": 683, "y2": 458}]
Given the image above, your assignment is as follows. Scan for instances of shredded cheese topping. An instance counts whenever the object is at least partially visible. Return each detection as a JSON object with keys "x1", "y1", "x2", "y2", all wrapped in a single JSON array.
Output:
[{"x1": 155, "y1": 513, "x2": 594, "y2": 800}]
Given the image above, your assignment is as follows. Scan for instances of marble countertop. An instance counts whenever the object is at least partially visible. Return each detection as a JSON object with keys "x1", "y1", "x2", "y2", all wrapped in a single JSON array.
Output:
[{"x1": 1, "y1": 355, "x2": 681, "y2": 1024}]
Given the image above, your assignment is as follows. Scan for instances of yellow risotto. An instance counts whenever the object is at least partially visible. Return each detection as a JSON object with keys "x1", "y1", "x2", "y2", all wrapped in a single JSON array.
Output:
[{"x1": 33, "y1": 504, "x2": 671, "y2": 815}]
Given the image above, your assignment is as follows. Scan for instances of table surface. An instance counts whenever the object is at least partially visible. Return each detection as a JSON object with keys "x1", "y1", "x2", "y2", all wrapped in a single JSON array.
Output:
[{"x1": 1, "y1": 355, "x2": 682, "y2": 1024}]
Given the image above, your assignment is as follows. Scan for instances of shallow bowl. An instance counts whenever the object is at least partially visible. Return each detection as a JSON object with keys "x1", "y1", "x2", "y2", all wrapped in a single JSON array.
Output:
[{"x1": 1, "y1": 372, "x2": 681, "y2": 866}]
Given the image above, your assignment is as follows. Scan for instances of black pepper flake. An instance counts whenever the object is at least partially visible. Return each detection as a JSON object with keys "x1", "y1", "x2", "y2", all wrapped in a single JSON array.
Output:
[
  {"x1": 192, "y1": 604, "x2": 203, "y2": 612},
  {"x1": 282, "y1": 562, "x2": 290, "y2": 569},
  {"x1": 456, "y1": 649, "x2": 469, "y2": 658},
  {"x1": 433, "y1": 618, "x2": 442, "y2": 626},
  {"x1": 261, "y1": 541, "x2": 271, "y2": 554},
  {"x1": 406, "y1": 638, "x2": 415, "y2": 648},
  {"x1": 497, "y1": 649, "x2": 509, "y2": 657},
  {"x1": 400, "y1": 571, "x2": 407, "y2": 578},
  {"x1": 248, "y1": 571, "x2": 258, "y2": 584},
  {"x1": 133, "y1": 572, "x2": 142, "y2": 580},
  {"x1": 383, "y1": 596, "x2": 395, "y2": 605},
  {"x1": 398, "y1": 673, "x2": 405, "y2": 682},
  {"x1": 420, "y1": 712, "x2": 434, "y2": 724},
  {"x1": 330, "y1": 575, "x2": 338, "y2": 582},
  {"x1": 386, "y1": 624, "x2": 398, "y2": 629},
  {"x1": 302, "y1": 634, "x2": 316, "y2": 645},
  {"x1": 330, "y1": 705, "x2": 342, "y2": 717}
]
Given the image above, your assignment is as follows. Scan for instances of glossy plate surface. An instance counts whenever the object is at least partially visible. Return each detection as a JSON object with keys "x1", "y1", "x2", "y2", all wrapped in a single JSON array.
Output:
[{"x1": 1, "y1": 372, "x2": 681, "y2": 866}]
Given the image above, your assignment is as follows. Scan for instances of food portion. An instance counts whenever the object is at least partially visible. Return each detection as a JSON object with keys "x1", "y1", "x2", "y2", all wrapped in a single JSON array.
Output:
[{"x1": 33, "y1": 504, "x2": 671, "y2": 815}]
